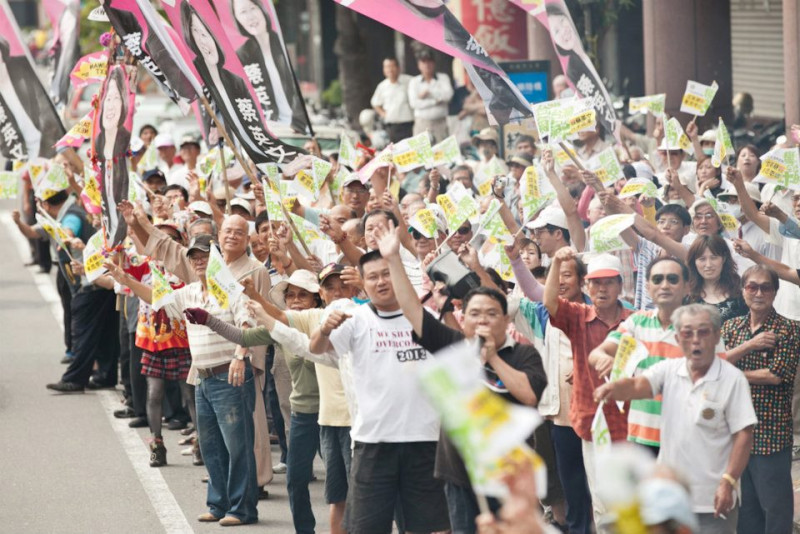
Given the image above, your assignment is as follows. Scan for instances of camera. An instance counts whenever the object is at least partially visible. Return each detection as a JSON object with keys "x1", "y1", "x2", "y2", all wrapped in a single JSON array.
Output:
[{"x1": 425, "y1": 250, "x2": 480, "y2": 300}]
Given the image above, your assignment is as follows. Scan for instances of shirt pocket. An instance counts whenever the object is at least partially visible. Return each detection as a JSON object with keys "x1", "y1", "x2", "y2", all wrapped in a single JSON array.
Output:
[{"x1": 694, "y1": 398, "x2": 725, "y2": 430}]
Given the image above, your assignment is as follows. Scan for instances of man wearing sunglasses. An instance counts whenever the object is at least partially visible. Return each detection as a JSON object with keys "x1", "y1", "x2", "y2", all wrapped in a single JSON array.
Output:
[
  {"x1": 720, "y1": 265, "x2": 799, "y2": 534},
  {"x1": 590, "y1": 257, "x2": 722, "y2": 455},
  {"x1": 595, "y1": 303, "x2": 756, "y2": 534}
]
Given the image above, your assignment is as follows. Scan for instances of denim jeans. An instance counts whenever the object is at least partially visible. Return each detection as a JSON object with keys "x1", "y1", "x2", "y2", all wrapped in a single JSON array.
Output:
[
  {"x1": 551, "y1": 425, "x2": 593, "y2": 534},
  {"x1": 196, "y1": 365, "x2": 258, "y2": 523},
  {"x1": 287, "y1": 412, "x2": 320, "y2": 534},
  {"x1": 319, "y1": 425, "x2": 351, "y2": 504}
]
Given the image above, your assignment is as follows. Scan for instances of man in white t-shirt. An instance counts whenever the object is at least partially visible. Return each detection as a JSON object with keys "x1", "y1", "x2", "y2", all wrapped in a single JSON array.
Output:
[
  {"x1": 308, "y1": 249, "x2": 449, "y2": 534},
  {"x1": 407, "y1": 51, "x2": 453, "y2": 144},
  {"x1": 371, "y1": 58, "x2": 414, "y2": 143}
]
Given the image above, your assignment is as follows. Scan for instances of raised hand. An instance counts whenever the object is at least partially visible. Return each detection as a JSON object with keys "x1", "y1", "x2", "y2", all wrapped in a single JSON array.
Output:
[
  {"x1": 375, "y1": 220, "x2": 401, "y2": 258},
  {"x1": 542, "y1": 148, "x2": 555, "y2": 175},
  {"x1": 504, "y1": 240, "x2": 520, "y2": 261},
  {"x1": 320, "y1": 310, "x2": 352, "y2": 336}
]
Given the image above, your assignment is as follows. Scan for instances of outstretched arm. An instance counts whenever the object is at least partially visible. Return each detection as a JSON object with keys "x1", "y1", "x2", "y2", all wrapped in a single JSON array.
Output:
[{"x1": 375, "y1": 220, "x2": 424, "y2": 336}]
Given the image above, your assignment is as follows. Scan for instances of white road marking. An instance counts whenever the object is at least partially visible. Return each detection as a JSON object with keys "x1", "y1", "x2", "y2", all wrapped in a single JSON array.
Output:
[{"x1": 1, "y1": 211, "x2": 194, "y2": 534}]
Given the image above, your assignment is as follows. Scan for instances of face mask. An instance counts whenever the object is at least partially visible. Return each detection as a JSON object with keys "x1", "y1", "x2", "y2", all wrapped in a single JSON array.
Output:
[
  {"x1": 703, "y1": 148, "x2": 714, "y2": 156},
  {"x1": 726, "y1": 204, "x2": 742, "y2": 220}
]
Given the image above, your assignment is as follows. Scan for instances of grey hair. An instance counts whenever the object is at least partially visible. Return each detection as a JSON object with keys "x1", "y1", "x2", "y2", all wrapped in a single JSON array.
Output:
[
  {"x1": 671, "y1": 303, "x2": 721, "y2": 333},
  {"x1": 189, "y1": 217, "x2": 218, "y2": 238}
]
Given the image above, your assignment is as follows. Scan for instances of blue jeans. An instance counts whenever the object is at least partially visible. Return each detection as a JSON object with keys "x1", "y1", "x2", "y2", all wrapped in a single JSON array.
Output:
[
  {"x1": 196, "y1": 366, "x2": 258, "y2": 523},
  {"x1": 287, "y1": 412, "x2": 320, "y2": 534},
  {"x1": 319, "y1": 425, "x2": 351, "y2": 504}
]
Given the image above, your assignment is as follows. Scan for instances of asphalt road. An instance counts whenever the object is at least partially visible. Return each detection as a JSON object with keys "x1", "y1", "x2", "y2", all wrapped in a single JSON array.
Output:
[{"x1": 0, "y1": 202, "x2": 331, "y2": 534}]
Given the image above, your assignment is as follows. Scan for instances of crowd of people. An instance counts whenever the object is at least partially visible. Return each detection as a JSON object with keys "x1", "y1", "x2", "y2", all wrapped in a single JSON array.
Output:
[{"x1": 8, "y1": 53, "x2": 800, "y2": 534}]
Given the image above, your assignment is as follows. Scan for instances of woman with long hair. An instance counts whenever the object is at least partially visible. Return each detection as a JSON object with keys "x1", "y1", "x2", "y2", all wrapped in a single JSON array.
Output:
[
  {"x1": 736, "y1": 144, "x2": 761, "y2": 183},
  {"x1": 695, "y1": 157, "x2": 724, "y2": 198},
  {"x1": 687, "y1": 234, "x2": 748, "y2": 322},
  {"x1": 229, "y1": 0, "x2": 306, "y2": 132},
  {"x1": 95, "y1": 66, "x2": 131, "y2": 246}
]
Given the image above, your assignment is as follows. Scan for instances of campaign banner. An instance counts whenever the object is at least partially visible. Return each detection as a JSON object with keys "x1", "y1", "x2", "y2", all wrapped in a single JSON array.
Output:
[
  {"x1": 69, "y1": 51, "x2": 109, "y2": 88},
  {"x1": 510, "y1": 0, "x2": 619, "y2": 138},
  {"x1": 82, "y1": 230, "x2": 108, "y2": 282},
  {"x1": 532, "y1": 97, "x2": 595, "y2": 143},
  {"x1": 213, "y1": 0, "x2": 312, "y2": 133},
  {"x1": 437, "y1": 182, "x2": 479, "y2": 234},
  {"x1": 56, "y1": 107, "x2": 96, "y2": 150},
  {"x1": 149, "y1": 262, "x2": 176, "y2": 311},
  {"x1": 206, "y1": 244, "x2": 244, "y2": 310},
  {"x1": 34, "y1": 163, "x2": 69, "y2": 201},
  {"x1": 586, "y1": 147, "x2": 624, "y2": 186},
  {"x1": 0, "y1": 170, "x2": 19, "y2": 199},
  {"x1": 431, "y1": 135, "x2": 462, "y2": 167},
  {"x1": 392, "y1": 132, "x2": 434, "y2": 173},
  {"x1": 338, "y1": 133, "x2": 358, "y2": 168},
  {"x1": 711, "y1": 118, "x2": 734, "y2": 169},
  {"x1": 628, "y1": 94, "x2": 665, "y2": 118},
  {"x1": 335, "y1": 0, "x2": 532, "y2": 126},
  {"x1": 664, "y1": 117, "x2": 693, "y2": 153},
  {"x1": 418, "y1": 340, "x2": 545, "y2": 497},
  {"x1": 408, "y1": 208, "x2": 440, "y2": 239},
  {"x1": 162, "y1": 0, "x2": 303, "y2": 164},
  {"x1": 589, "y1": 213, "x2": 634, "y2": 253},
  {"x1": 519, "y1": 164, "x2": 555, "y2": 222},
  {"x1": 618, "y1": 178, "x2": 658, "y2": 199},
  {"x1": 754, "y1": 147, "x2": 800, "y2": 190},
  {"x1": 106, "y1": 0, "x2": 199, "y2": 109},
  {"x1": 680, "y1": 80, "x2": 718, "y2": 116},
  {"x1": 43, "y1": 0, "x2": 81, "y2": 106},
  {"x1": 92, "y1": 65, "x2": 136, "y2": 247},
  {"x1": 0, "y1": 1, "x2": 66, "y2": 160}
]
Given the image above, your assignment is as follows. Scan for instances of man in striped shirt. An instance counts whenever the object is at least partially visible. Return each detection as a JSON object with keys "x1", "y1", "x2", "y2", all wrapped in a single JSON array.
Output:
[{"x1": 589, "y1": 256, "x2": 725, "y2": 452}]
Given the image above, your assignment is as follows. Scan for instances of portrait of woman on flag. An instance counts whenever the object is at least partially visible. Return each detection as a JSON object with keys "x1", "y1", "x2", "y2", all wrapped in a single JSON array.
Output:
[
  {"x1": 228, "y1": 0, "x2": 307, "y2": 133},
  {"x1": 94, "y1": 65, "x2": 134, "y2": 246}
]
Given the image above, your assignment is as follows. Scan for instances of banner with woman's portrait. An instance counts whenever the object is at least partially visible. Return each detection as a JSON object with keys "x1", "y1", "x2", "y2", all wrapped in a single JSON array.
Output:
[
  {"x1": 43, "y1": 0, "x2": 81, "y2": 107},
  {"x1": 510, "y1": 0, "x2": 619, "y2": 138},
  {"x1": 105, "y1": 0, "x2": 200, "y2": 111},
  {"x1": 92, "y1": 65, "x2": 135, "y2": 247},
  {"x1": 335, "y1": 0, "x2": 532, "y2": 126},
  {"x1": 0, "y1": 1, "x2": 66, "y2": 160},
  {"x1": 162, "y1": 0, "x2": 303, "y2": 164},
  {"x1": 214, "y1": 0, "x2": 312, "y2": 134}
]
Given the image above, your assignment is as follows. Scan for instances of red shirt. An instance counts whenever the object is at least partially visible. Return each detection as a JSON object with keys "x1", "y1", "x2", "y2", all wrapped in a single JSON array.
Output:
[{"x1": 550, "y1": 298, "x2": 631, "y2": 442}]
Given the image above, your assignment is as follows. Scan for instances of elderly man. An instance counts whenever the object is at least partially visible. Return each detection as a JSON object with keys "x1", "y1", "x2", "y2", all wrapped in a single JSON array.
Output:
[
  {"x1": 120, "y1": 202, "x2": 274, "y2": 497},
  {"x1": 158, "y1": 235, "x2": 258, "y2": 525},
  {"x1": 721, "y1": 265, "x2": 799, "y2": 534},
  {"x1": 544, "y1": 248, "x2": 632, "y2": 525},
  {"x1": 595, "y1": 304, "x2": 757, "y2": 534}
]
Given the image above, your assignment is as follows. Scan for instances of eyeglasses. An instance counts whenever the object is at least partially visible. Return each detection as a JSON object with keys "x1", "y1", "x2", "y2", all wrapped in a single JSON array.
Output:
[
  {"x1": 677, "y1": 327, "x2": 713, "y2": 340},
  {"x1": 456, "y1": 225, "x2": 472, "y2": 235},
  {"x1": 343, "y1": 186, "x2": 368, "y2": 196},
  {"x1": 657, "y1": 218, "x2": 683, "y2": 228},
  {"x1": 693, "y1": 212, "x2": 717, "y2": 221},
  {"x1": 650, "y1": 273, "x2": 681, "y2": 285},
  {"x1": 743, "y1": 283, "x2": 776, "y2": 295}
]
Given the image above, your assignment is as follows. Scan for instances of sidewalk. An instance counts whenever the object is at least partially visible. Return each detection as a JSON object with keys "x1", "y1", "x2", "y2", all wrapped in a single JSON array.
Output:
[{"x1": 792, "y1": 458, "x2": 800, "y2": 532}]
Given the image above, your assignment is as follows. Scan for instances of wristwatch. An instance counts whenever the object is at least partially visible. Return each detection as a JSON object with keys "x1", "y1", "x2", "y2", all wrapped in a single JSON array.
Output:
[{"x1": 234, "y1": 353, "x2": 246, "y2": 361}]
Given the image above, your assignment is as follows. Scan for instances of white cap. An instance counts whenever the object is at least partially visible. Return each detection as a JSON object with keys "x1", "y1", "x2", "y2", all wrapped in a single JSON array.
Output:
[
  {"x1": 699, "y1": 129, "x2": 717, "y2": 143},
  {"x1": 631, "y1": 161, "x2": 655, "y2": 182},
  {"x1": 657, "y1": 138, "x2": 685, "y2": 152},
  {"x1": 639, "y1": 478, "x2": 698, "y2": 531},
  {"x1": 526, "y1": 205, "x2": 568, "y2": 230},
  {"x1": 130, "y1": 137, "x2": 145, "y2": 153},
  {"x1": 586, "y1": 253, "x2": 622, "y2": 279},
  {"x1": 154, "y1": 133, "x2": 175, "y2": 148},
  {"x1": 230, "y1": 197, "x2": 253, "y2": 216},
  {"x1": 188, "y1": 200, "x2": 213, "y2": 216},
  {"x1": 269, "y1": 270, "x2": 320, "y2": 310}
]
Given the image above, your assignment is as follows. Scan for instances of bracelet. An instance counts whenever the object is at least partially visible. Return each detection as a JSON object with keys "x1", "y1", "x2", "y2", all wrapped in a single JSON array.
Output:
[{"x1": 721, "y1": 473, "x2": 737, "y2": 488}]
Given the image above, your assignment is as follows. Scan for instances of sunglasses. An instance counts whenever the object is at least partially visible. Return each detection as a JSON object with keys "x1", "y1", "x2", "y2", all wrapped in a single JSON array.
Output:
[
  {"x1": 650, "y1": 273, "x2": 681, "y2": 285},
  {"x1": 410, "y1": 229, "x2": 428, "y2": 240},
  {"x1": 744, "y1": 283, "x2": 776, "y2": 295},
  {"x1": 678, "y1": 327, "x2": 713, "y2": 340},
  {"x1": 456, "y1": 225, "x2": 472, "y2": 235}
]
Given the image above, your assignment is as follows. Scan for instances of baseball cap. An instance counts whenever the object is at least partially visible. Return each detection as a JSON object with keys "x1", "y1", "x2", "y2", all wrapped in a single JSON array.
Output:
[
  {"x1": 585, "y1": 253, "x2": 622, "y2": 279},
  {"x1": 699, "y1": 129, "x2": 717, "y2": 143},
  {"x1": 185, "y1": 234, "x2": 213, "y2": 255},
  {"x1": 506, "y1": 151, "x2": 533, "y2": 168},
  {"x1": 188, "y1": 200, "x2": 213, "y2": 216},
  {"x1": 526, "y1": 205, "x2": 568, "y2": 230},
  {"x1": 230, "y1": 197, "x2": 253, "y2": 216},
  {"x1": 142, "y1": 168, "x2": 166, "y2": 184},
  {"x1": 319, "y1": 263, "x2": 346, "y2": 284},
  {"x1": 130, "y1": 137, "x2": 145, "y2": 154},
  {"x1": 179, "y1": 133, "x2": 201, "y2": 148},
  {"x1": 269, "y1": 269, "x2": 320, "y2": 310},
  {"x1": 342, "y1": 173, "x2": 367, "y2": 188},
  {"x1": 639, "y1": 478, "x2": 698, "y2": 531},
  {"x1": 154, "y1": 133, "x2": 175, "y2": 148}
]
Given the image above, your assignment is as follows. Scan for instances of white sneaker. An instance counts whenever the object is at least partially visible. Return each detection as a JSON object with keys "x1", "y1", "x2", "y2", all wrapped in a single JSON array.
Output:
[
  {"x1": 273, "y1": 462, "x2": 287, "y2": 474},
  {"x1": 181, "y1": 446, "x2": 193, "y2": 456}
]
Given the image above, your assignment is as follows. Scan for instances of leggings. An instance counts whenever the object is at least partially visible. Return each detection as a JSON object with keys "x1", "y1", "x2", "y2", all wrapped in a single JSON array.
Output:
[{"x1": 147, "y1": 377, "x2": 197, "y2": 438}]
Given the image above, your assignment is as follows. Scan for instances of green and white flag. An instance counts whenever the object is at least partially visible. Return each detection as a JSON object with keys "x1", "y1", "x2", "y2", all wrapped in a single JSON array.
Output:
[
  {"x1": 81, "y1": 231, "x2": 107, "y2": 283},
  {"x1": 418, "y1": 340, "x2": 546, "y2": 498},
  {"x1": 0, "y1": 171, "x2": 19, "y2": 199},
  {"x1": 519, "y1": 164, "x2": 555, "y2": 222},
  {"x1": 628, "y1": 94, "x2": 665, "y2": 118},
  {"x1": 34, "y1": 164, "x2": 69, "y2": 201},
  {"x1": 533, "y1": 97, "x2": 596, "y2": 142},
  {"x1": 591, "y1": 403, "x2": 612, "y2": 454},
  {"x1": 408, "y1": 207, "x2": 439, "y2": 239},
  {"x1": 436, "y1": 182, "x2": 478, "y2": 233},
  {"x1": 755, "y1": 147, "x2": 800, "y2": 190},
  {"x1": 149, "y1": 262, "x2": 176, "y2": 311},
  {"x1": 589, "y1": 214, "x2": 635, "y2": 253},
  {"x1": 392, "y1": 132, "x2": 434, "y2": 173},
  {"x1": 338, "y1": 133, "x2": 358, "y2": 168},
  {"x1": 586, "y1": 147, "x2": 624, "y2": 186},
  {"x1": 680, "y1": 80, "x2": 718, "y2": 116},
  {"x1": 664, "y1": 117, "x2": 693, "y2": 153},
  {"x1": 475, "y1": 156, "x2": 507, "y2": 197},
  {"x1": 206, "y1": 244, "x2": 243, "y2": 310},
  {"x1": 431, "y1": 135, "x2": 462, "y2": 167},
  {"x1": 711, "y1": 118, "x2": 734, "y2": 168},
  {"x1": 619, "y1": 178, "x2": 658, "y2": 199}
]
